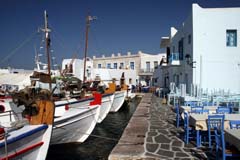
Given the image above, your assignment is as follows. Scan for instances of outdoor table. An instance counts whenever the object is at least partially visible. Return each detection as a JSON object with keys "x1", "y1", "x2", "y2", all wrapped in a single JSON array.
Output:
[
  {"x1": 225, "y1": 129, "x2": 240, "y2": 151},
  {"x1": 180, "y1": 106, "x2": 218, "y2": 114},
  {"x1": 189, "y1": 114, "x2": 240, "y2": 147},
  {"x1": 179, "y1": 106, "x2": 218, "y2": 120}
]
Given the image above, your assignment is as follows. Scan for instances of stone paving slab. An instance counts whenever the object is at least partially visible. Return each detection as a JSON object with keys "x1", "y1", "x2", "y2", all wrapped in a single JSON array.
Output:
[{"x1": 108, "y1": 94, "x2": 209, "y2": 160}]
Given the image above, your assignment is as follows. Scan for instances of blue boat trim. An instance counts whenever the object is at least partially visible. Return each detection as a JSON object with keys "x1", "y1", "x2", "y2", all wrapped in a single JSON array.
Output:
[
  {"x1": 0, "y1": 124, "x2": 48, "y2": 148},
  {"x1": 103, "y1": 93, "x2": 114, "y2": 97},
  {"x1": 55, "y1": 96, "x2": 94, "y2": 107}
]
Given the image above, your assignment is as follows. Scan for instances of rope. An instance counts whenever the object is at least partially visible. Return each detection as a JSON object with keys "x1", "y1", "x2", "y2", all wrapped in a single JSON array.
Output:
[
  {"x1": 0, "y1": 32, "x2": 38, "y2": 65},
  {"x1": 49, "y1": 24, "x2": 67, "y2": 51}
]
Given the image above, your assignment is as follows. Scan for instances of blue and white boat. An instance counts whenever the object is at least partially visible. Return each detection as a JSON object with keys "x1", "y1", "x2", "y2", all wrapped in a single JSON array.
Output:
[
  {"x1": 0, "y1": 99, "x2": 55, "y2": 160},
  {"x1": 51, "y1": 95, "x2": 101, "y2": 144}
]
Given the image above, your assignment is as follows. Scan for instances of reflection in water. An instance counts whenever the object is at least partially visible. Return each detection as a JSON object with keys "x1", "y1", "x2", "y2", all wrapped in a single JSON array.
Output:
[{"x1": 47, "y1": 97, "x2": 141, "y2": 160}]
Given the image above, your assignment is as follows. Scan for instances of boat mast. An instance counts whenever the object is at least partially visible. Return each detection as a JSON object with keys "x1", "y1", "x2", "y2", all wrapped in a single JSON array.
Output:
[
  {"x1": 83, "y1": 14, "x2": 96, "y2": 82},
  {"x1": 34, "y1": 46, "x2": 41, "y2": 71},
  {"x1": 44, "y1": 10, "x2": 52, "y2": 91}
]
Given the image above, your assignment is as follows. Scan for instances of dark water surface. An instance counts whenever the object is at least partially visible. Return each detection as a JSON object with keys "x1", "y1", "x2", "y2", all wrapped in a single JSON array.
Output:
[{"x1": 46, "y1": 97, "x2": 141, "y2": 160}]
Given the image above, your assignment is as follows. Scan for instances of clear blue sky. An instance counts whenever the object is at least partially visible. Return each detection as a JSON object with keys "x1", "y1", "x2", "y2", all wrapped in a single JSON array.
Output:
[{"x1": 0, "y1": 0, "x2": 240, "y2": 69}]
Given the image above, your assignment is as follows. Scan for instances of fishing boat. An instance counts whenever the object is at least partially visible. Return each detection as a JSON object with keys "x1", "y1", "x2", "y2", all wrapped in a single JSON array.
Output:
[
  {"x1": 71, "y1": 14, "x2": 114, "y2": 123},
  {"x1": 101, "y1": 78, "x2": 127, "y2": 113},
  {"x1": 51, "y1": 93, "x2": 101, "y2": 144},
  {"x1": 0, "y1": 89, "x2": 55, "y2": 160},
  {"x1": 110, "y1": 90, "x2": 127, "y2": 112},
  {"x1": 97, "y1": 93, "x2": 114, "y2": 123},
  {"x1": 30, "y1": 11, "x2": 105, "y2": 144}
]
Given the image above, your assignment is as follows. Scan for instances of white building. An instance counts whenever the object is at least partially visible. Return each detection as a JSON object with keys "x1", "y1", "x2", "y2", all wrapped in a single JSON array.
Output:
[
  {"x1": 157, "y1": 3, "x2": 240, "y2": 94},
  {"x1": 93, "y1": 51, "x2": 165, "y2": 86},
  {"x1": 62, "y1": 57, "x2": 137, "y2": 86},
  {"x1": 62, "y1": 57, "x2": 93, "y2": 79}
]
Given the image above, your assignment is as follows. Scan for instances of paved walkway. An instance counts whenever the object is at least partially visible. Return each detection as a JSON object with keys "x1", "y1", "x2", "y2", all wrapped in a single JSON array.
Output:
[{"x1": 109, "y1": 93, "x2": 210, "y2": 160}]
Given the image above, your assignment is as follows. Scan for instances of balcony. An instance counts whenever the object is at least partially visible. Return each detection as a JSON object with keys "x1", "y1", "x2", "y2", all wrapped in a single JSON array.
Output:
[
  {"x1": 169, "y1": 53, "x2": 180, "y2": 65},
  {"x1": 138, "y1": 68, "x2": 154, "y2": 76}
]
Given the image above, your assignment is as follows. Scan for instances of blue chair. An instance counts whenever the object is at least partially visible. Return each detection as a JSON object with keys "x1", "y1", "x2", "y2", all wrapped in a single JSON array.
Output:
[
  {"x1": 207, "y1": 114, "x2": 225, "y2": 148},
  {"x1": 185, "y1": 101, "x2": 197, "y2": 107},
  {"x1": 227, "y1": 103, "x2": 234, "y2": 113},
  {"x1": 175, "y1": 104, "x2": 181, "y2": 128},
  {"x1": 214, "y1": 127, "x2": 240, "y2": 160},
  {"x1": 191, "y1": 106, "x2": 203, "y2": 113},
  {"x1": 216, "y1": 107, "x2": 230, "y2": 114},
  {"x1": 191, "y1": 109, "x2": 209, "y2": 114},
  {"x1": 202, "y1": 109, "x2": 209, "y2": 114},
  {"x1": 230, "y1": 120, "x2": 240, "y2": 129},
  {"x1": 183, "y1": 112, "x2": 196, "y2": 144},
  {"x1": 202, "y1": 101, "x2": 210, "y2": 106},
  {"x1": 208, "y1": 102, "x2": 214, "y2": 106}
]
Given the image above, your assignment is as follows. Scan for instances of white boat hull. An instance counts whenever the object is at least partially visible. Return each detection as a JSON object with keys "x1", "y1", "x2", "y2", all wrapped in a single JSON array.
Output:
[
  {"x1": 0, "y1": 99, "x2": 54, "y2": 160},
  {"x1": 52, "y1": 100, "x2": 100, "y2": 144},
  {"x1": 110, "y1": 90, "x2": 126, "y2": 112},
  {"x1": 0, "y1": 124, "x2": 52, "y2": 160},
  {"x1": 97, "y1": 93, "x2": 114, "y2": 123}
]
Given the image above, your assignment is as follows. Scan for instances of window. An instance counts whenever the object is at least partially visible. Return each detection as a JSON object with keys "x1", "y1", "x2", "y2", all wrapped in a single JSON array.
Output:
[
  {"x1": 226, "y1": 30, "x2": 237, "y2": 47},
  {"x1": 107, "y1": 63, "x2": 111, "y2": 69},
  {"x1": 113, "y1": 63, "x2": 117, "y2": 69},
  {"x1": 154, "y1": 61, "x2": 158, "y2": 69},
  {"x1": 98, "y1": 64, "x2": 102, "y2": 68},
  {"x1": 129, "y1": 78, "x2": 132, "y2": 84},
  {"x1": 130, "y1": 62, "x2": 134, "y2": 70},
  {"x1": 146, "y1": 62, "x2": 150, "y2": 72},
  {"x1": 69, "y1": 64, "x2": 73, "y2": 73},
  {"x1": 178, "y1": 38, "x2": 184, "y2": 60},
  {"x1": 120, "y1": 62, "x2": 124, "y2": 69},
  {"x1": 176, "y1": 75, "x2": 179, "y2": 87},
  {"x1": 188, "y1": 34, "x2": 191, "y2": 44}
]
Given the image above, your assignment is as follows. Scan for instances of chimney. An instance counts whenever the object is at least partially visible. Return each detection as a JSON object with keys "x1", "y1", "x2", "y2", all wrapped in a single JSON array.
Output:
[
  {"x1": 127, "y1": 52, "x2": 131, "y2": 56},
  {"x1": 112, "y1": 53, "x2": 115, "y2": 57},
  {"x1": 93, "y1": 55, "x2": 96, "y2": 59},
  {"x1": 102, "y1": 55, "x2": 105, "y2": 58},
  {"x1": 118, "y1": 53, "x2": 121, "y2": 57}
]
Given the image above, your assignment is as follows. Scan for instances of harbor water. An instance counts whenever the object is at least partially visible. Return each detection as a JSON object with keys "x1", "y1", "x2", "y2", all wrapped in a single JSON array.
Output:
[{"x1": 46, "y1": 97, "x2": 141, "y2": 160}]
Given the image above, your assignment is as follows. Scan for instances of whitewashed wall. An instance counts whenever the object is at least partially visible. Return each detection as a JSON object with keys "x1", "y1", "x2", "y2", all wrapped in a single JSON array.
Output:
[
  {"x1": 139, "y1": 52, "x2": 165, "y2": 70},
  {"x1": 192, "y1": 4, "x2": 240, "y2": 93}
]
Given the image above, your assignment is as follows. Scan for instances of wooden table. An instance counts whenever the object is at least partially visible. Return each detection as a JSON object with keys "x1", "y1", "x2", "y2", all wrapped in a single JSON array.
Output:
[{"x1": 225, "y1": 129, "x2": 240, "y2": 150}]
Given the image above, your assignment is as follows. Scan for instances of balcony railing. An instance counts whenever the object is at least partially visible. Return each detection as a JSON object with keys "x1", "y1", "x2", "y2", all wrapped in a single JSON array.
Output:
[
  {"x1": 140, "y1": 68, "x2": 155, "y2": 73},
  {"x1": 138, "y1": 68, "x2": 154, "y2": 76}
]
